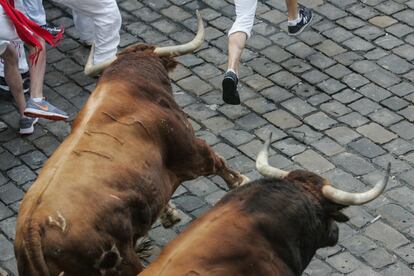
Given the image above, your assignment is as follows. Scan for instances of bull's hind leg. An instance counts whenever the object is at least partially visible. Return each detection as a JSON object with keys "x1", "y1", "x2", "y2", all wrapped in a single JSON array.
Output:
[{"x1": 192, "y1": 138, "x2": 249, "y2": 189}]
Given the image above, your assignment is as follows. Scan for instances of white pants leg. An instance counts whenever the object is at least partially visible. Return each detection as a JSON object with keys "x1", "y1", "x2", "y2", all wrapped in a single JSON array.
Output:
[
  {"x1": 0, "y1": 5, "x2": 29, "y2": 76},
  {"x1": 73, "y1": 10, "x2": 95, "y2": 42},
  {"x1": 52, "y1": 0, "x2": 121, "y2": 65},
  {"x1": 21, "y1": 0, "x2": 47, "y2": 26},
  {"x1": 228, "y1": 0, "x2": 258, "y2": 38}
]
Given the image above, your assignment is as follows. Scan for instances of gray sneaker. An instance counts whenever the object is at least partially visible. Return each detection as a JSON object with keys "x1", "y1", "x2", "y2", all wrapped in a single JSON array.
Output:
[
  {"x1": 19, "y1": 117, "x2": 38, "y2": 135},
  {"x1": 24, "y1": 98, "x2": 68, "y2": 121}
]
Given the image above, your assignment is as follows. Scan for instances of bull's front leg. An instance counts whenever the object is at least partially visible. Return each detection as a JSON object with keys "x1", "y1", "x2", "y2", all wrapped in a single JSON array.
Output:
[{"x1": 215, "y1": 154, "x2": 250, "y2": 189}]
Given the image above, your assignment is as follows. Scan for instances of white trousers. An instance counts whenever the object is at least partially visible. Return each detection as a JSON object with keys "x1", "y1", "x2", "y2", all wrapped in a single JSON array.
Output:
[
  {"x1": 22, "y1": 0, "x2": 47, "y2": 25},
  {"x1": 52, "y1": 0, "x2": 122, "y2": 65},
  {"x1": 228, "y1": 0, "x2": 258, "y2": 38},
  {"x1": 0, "y1": 4, "x2": 29, "y2": 75}
]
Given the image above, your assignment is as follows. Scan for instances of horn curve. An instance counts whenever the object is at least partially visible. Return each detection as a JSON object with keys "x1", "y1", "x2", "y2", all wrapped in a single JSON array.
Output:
[
  {"x1": 153, "y1": 10, "x2": 205, "y2": 57},
  {"x1": 256, "y1": 132, "x2": 289, "y2": 179},
  {"x1": 84, "y1": 43, "x2": 117, "y2": 77},
  {"x1": 84, "y1": 10, "x2": 205, "y2": 77},
  {"x1": 322, "y1": 162, "x2": 391, "y2": 205}
]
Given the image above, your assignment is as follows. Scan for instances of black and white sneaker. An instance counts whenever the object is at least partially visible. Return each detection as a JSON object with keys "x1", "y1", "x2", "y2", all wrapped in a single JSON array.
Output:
[
  {"x1": 0, "y1": 71, "x2": 30, "y2": 94},
  {"x1": 41, "y1": 23, "x2": 62, "y2": 36},
  {"x1": 287, "y1": 6, "x2": 313, "y2": 36},
  {"x1": 222, "y1": 70, "x2": 240, "y2": 105}
]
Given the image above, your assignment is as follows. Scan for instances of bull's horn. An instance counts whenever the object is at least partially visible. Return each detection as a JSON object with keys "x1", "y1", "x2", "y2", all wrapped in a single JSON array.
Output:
[
  {"x1": 84, "y1": 43, "x2": 117, "y2": 77},
  {"x1": 256, "y1": 133, "x2": 289, "y2": 179},
  {"x1": 153, "y1": 10, "x2": 204, "y2": 57},
  {"x1": 322, "y1": 162, "x2": 391, "y2": 205}
]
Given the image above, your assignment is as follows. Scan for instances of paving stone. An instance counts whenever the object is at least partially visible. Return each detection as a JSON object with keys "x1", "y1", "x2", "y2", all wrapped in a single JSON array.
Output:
[
  {"x1": 254, "y1": 125, "x2": 288, "y2": 142},
  {"x1": 337, "y1": 16, "x2": 366, "y2": 30},
  {"x1": 307, "y1": 53, "x2": 336, "y2": 69},
  {"x1": 392, "y1": 44, "x2": 414, "y2": 61},
  {"x1": 342, "y1": 73, "x2": 370, "y2": 89},
  {"x1": 365, "y1": 221, "x2": 409, "y2": 250},
  {"x1": 242, "y1": 74, "x2": 273, "y2": 91},
  {"x1": 0, "y1": 152, "x2": 21, "y2": 171},
  {"x1": 0, "y1": 183, "x2": 24, "y2": 204},
  {"x1": 377, "y1": 54, "x2": 413, "y2": 74},
  {"x1": 354, "y1": 25, "x2": 385, "y2": 41},
  {"x1": 317, "y1": 78, "x2": 347, "y2": 95},
  {"x1": 332, "y1": 89, "x2": 363, "y2": 104},
  {"x1": 304, "y1": 112, "x2": 337, "y2": 130},
  {"x1": 326, "y1": 252, "x2": 363, "y2": 274},
  {"x1": 282, "y1": 58, "x2": 312, "y2": 74},
  {"x1": 399, "y1": 106, "x2": 414, "y2": 122},
  {"x1": 246, "y1": 57, "x2": 281, "y2": 77},
  {"x1": 349, "y1": 98, "x2": 381, "y2": 115},
  {"x1": 374, "y1": 34, "x2": 404, "y2": 50},
  {"x1": 326, "y1": 126, "x2": 361, "y2": 145},
  {"x1": 262, "y1": 45, "x2": 292, "y2": 63},
  {"x1": 389, "y1": 82, "x2": 414, "y2": 97},
  {"x1": 183, "y1": 178, "x2": 219, "y2": 197},
  {"x1": 343, "y1": 36, "x2": 375, "y2": 51},
  {"x1": 386, "y1": 23, "x2": 414, "y2": 38},
  {"x1": 386, "y1": 186, "x2": 414, "y2": 213},
  {"x1": 298, "y1": 30, "x2": 325, "y2": 46},
  {"x1": 349, "y1": 138, "x2": 386, "y2": 158},
  {"x1": 369, "y1": 108, "x2": 403, "y2": 126},
  {"x1": 0, "y1": 234, "x2": 14, "y2": 261},
  {"x1": 281, "y1": 98, "x2": 316, "y2": 118},
  {"x1": 394, "y1": 243, "x2": 414, "y2": 264},
  {"x1": 6, "y1": 165, "x2": 36, "y2": 186},
  {"x1": 325, "y1": 64, "x2": 353, "y2": 79},
  {"x1": 227, "y1": 155, "x2": 255, "y2": 174},
  {"x1": 304, "y1": 258, "x2": 333, "y2": 276},
  {"x1": 263, "y1": 110, "x2": 302, "y2": 130},
  {"x1": 302, "y1": 69, "x2": 330, "y2": 84},
  {"x1": 236, "y1": 113, "x2": 267, "y2": 131},
  {"x1": 19, "y1": 150, "x2": 48, "y2": 170},
  {"x1": 389, "y1": 121, "x2": 414, "y2": 140},
  {"x1": 269, "y1": 70, "x2": 301, "y2": 89},
  {"x1": 362, "y1": 248, "x2": 396, "y2": 269},
  {"x1": 364, "y1": 48, "x2": 389, "y2": 60},
  {"x1": 273, "y1": 138, "x2": 307, "y2": 157},
  {"x1": 332, "y1": 152, "x2": 376, "y2": 175},
  {"x1": 378, "y1": 204, "x2": 414, "y2": 231},
  {"x1": 341, "y1": 234, "x2": 377, "y2": 256},
  {"x1": 323, "y1": 27, "x2": 354, "y2": 43},
  {"x1": 380, "y1": 262, "x2": 414, "y2": 276},
  {"x1": 287, "y1": 125, "x2": 324, "y2": 145},
  {"x1": 0, "y1": 216, "x2": 16, "y2": 240},
  {"x1": 244, "y1": 97, "x2": 277, "y2": 115},
  {"x1": 212, "y1": 143, "x2": 240, "y2": 160},
  {"x1": 311, "y1": 137, "x2": 344, "y2": 156},
  {"x1": 285, "y1": 42, "x2": 317, "y2": 59},
  {"x1": 357, "y1": 122, "x2": 398, "y2": 144},
  {"x1": 2, "y1": 138, "x2": 35, "y2": 156},
  {"x1": 381, "y1": 96, "x2": 410, "y2": 111},
  {"x1": 0, "y1": 201, "x2": 13, "y2": 220},
  {"x1": 293, "y1": 150, "x2": 334, "y2": 173}
]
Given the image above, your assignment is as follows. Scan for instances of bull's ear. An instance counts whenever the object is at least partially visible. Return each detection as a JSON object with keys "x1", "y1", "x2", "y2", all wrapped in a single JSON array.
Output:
[{"x1": 330, "y1": 211, "x2": 349, "y2": 222}]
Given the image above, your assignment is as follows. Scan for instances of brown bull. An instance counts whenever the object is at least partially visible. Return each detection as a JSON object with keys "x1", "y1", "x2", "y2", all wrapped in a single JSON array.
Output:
[
  {"x1": 14, "y1": 12, "x2": 247, "y2": 276},
  {"x1": 139, "y1": 133, "x2": 390, "y2": 276}
]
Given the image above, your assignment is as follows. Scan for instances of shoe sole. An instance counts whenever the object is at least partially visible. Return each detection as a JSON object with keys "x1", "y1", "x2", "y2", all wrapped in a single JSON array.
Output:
[
  {"x1": 287, "y1": 13, "x2": 313, "y2": 36},
  {"x1": 24, "y1": 108, "x2": 68, "y2": 121},
  {"x1": 222, "y1": 77, "x2": 241, "y2": 105},
  {"x1": 19, "y1": 118, "x2": 39, "y2": 135}
]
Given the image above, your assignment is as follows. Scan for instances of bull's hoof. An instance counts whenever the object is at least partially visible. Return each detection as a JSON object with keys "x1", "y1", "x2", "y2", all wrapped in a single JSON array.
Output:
[
  {"x1": 160, "y1": 208, "x2": 181, "y2": 228},
  {"x1": 239, "y1": 174, "x2": 250, "y2": 186}
]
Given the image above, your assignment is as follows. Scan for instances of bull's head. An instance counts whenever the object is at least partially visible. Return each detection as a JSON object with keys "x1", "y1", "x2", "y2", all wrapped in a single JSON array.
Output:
[
  {"x1": 84, "y1": 11, "x2": 205, "y2": 77},
  {"x1": 256, "y1": 133, "x2": 390, "y2": 246}
]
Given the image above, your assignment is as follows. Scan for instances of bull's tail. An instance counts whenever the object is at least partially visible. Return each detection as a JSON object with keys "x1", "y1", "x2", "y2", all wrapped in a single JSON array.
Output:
[{"x1": 20, "y1": 221, "x2": 50, "y2": 276}]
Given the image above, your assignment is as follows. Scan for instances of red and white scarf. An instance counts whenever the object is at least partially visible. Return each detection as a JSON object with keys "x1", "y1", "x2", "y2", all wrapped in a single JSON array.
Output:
[{"x1": 0, "y1": 0, "x2": 63, "y2": 63}]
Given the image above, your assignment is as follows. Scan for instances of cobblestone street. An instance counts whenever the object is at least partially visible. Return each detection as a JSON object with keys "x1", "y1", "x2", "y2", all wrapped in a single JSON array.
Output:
[{"x1": 1, "y1": 0, "x2": 414, "y2": 275}]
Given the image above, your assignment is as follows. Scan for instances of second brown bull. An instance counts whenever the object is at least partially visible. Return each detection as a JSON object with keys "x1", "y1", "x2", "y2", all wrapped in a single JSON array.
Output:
[{"x1": 14, "y1": 12, "x2": 248, "y2": 276}]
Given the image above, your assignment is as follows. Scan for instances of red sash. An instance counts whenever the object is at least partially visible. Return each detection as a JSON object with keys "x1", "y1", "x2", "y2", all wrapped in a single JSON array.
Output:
[{"x1": 0, "y1": 0, "x2": 63, "y2": 63}]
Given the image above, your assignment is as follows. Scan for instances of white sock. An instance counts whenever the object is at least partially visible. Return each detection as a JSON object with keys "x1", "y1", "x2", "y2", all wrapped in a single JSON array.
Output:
[
  {"x1": 288, "y1": 14, "x2": 302, "y2": 26},
  {"x1": 226, "y1": 68, "x2": 237, "y2": 75},
  {"x1": 32, "y1": 97, "x2": 43, "y2": 103}
]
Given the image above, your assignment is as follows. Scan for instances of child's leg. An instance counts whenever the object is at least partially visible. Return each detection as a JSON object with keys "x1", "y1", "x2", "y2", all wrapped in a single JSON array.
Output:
[{"x1": 1, "y1": 44, "x2": 26, "y2": 116}]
